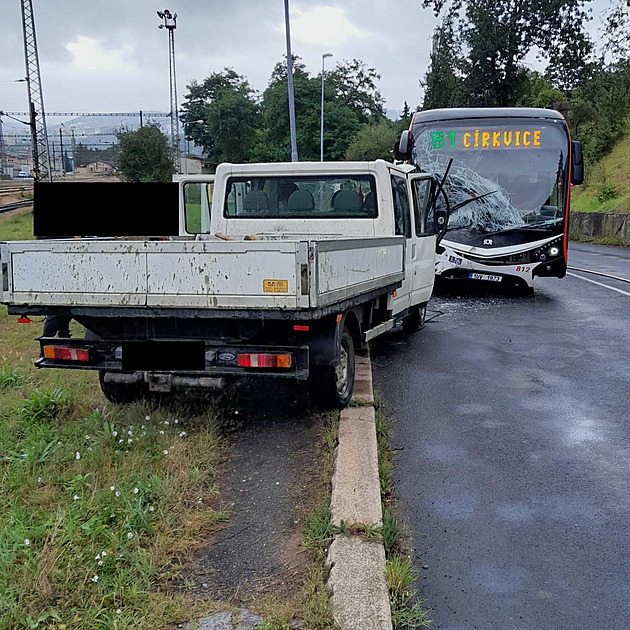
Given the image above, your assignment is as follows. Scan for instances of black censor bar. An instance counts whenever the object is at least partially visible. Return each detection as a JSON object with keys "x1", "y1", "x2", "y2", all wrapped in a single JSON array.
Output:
[{"x1": 33, "y1": 182, "x2": 180, "y2": 237}]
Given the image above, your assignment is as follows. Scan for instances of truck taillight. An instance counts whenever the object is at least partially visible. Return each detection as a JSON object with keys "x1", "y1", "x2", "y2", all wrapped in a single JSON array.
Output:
[
  {"x1": 43, "y1": 346, "x2": 91, "y2": 362},
  {"x1": 237, "y1": 353, "x2": 292, "y2": 369}
]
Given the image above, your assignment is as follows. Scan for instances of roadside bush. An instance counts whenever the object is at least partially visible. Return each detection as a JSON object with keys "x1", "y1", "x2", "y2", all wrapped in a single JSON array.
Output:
[{"x1": 597, "y1": 183, "x2": 619, "y2": 204}]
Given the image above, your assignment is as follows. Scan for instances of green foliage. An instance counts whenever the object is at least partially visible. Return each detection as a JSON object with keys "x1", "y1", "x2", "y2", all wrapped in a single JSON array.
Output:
[
  {"x1": 382, "y1": 507, "x2": 404, "y2": 556},
  {"x1": 422, "y1": 0, "x2": 592, "y2": 107},
  {"x1": 422, "y1": 12, "x2": 467, "y2": 110},
  {"x1": 182, "y1": 57, "x2": 385, "y2": 164},
  {"x1": 116, "y1": 125, "x2": 174, "y2": 183},
  {"x1": 345, "y1": 121, "x2": 397, "y2": 162},
  {"x1": 181, "y1": 69, "x2": 260, "y2": 164},
  {"x1": 386, "y1": 556, "x2": 433, "y2": 628},
  {"x1": 0, "y1": 362, "x2": 29, "y2": 391},
  {"x1": 597, "y1": 183, "x2": 619, "y2": 203},
  {"x1": 302, "y1": 503, "x2": 334, "y2": 559},
  {"x1": 20, "y1": 387, "x2": 72, "y2": 422}
]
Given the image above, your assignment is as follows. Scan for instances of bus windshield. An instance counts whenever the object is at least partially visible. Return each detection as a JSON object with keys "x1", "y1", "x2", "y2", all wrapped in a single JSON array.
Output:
[{"x1": 411, "y1": 119, "x2": 569, "y2": 236}]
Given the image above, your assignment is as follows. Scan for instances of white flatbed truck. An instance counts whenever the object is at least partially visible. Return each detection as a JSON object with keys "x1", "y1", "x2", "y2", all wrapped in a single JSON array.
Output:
[{"x1": 0, "y1": 160, "x2": 445, "y2": 408}]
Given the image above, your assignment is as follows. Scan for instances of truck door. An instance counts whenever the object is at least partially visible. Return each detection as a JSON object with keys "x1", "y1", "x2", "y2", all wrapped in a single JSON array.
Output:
[
  {"x1": 391, "y1": 174, "x2": 414, "y2": 315},
  {"x1": 408, "y1": 174, "x2": 437, "y2": 304}
]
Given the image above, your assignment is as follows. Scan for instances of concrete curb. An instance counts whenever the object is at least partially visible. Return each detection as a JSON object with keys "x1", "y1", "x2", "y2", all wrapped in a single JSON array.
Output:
[{"x1": 326, "y1": 348, "x2": 393, "y2": 630}]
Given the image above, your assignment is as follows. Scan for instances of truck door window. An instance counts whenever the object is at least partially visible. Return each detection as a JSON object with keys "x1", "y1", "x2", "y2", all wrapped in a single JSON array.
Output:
[
  {"x1": 391, "y1": 176, "x2": 411, "y2": 238},
  {"x1": 412, "y1": 179, "x2": 434, "y2": 236},
  {"x1": 223, "y1": 175, "x2": 378, "y2": 219},
  {"x1": 184, "y1": 182, "x2": 213, "y2": 233}
]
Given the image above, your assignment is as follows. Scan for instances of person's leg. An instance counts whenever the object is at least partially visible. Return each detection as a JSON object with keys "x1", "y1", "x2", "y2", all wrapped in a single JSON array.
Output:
[{"x1": 42, "y1": 315, "x2": 72, "y2": 338}]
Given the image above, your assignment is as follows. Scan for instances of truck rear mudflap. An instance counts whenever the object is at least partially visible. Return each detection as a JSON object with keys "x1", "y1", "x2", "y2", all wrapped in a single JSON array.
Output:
[{"x1": 36, "y1": 337, "x2": 310, "y2": 383}]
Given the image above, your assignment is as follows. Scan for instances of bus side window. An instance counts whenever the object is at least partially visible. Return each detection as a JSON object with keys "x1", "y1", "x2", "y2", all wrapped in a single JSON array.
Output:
[
  {"x1": 412, "y1": 179, "x2": 434, "y2": 236},
  {"x1": 392, "y1": 176, "x2": 411, "y2": 238}
]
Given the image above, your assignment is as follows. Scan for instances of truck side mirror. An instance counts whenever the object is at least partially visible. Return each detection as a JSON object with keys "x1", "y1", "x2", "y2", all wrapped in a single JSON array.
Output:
[
  {"x1": 393, "y1": 130, "x2": 412, "y2": 161},
  {"x1": 571, "y1": 141, "x2": 584, "y2": 186}
]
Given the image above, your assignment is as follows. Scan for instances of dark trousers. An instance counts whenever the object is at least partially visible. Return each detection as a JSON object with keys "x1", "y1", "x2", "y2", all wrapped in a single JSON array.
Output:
[{"x1": 43, "y1": 315, "x2": 72, "y2": 338}]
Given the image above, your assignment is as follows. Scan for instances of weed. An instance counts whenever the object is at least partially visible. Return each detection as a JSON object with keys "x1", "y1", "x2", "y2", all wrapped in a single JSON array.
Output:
[
  {"x1": 0, "y1": 361, "x2": 29, "y2": 391},
  {"x1": 382, "y1": 506, "x2": 404, "y2": 556},
  {"x1": 20, "y1": 387, "x2": 73, "y2": 422},
  {"x1": 303, "y1": 503, "x2": 335, "y2": 559},
  {"x1": 374, "y1": 394, "x2": 433, "y2": 629}
]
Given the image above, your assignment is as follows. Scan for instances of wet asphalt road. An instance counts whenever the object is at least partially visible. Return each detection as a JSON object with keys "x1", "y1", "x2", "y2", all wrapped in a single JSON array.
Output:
[{"x1": 371, "y1": 242, "x2": 630, "y2": 630}]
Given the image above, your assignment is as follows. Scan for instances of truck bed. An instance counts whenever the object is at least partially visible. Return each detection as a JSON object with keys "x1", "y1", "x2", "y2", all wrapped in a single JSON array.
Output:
[{"x1": 1, "y1": 237, "x2": 405, "y2": 313}]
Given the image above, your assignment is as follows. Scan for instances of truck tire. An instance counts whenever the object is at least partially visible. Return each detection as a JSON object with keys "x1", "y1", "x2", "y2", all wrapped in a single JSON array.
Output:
[
  {"x1": 402, "y1": 304, "x2": 427, "y2": 333},
  {"x1": 98, "y1": 372, "x2": 145, "y2": 405},
  {"x1": 309, "y1": 328, "x2": 355, "y2": 409}
]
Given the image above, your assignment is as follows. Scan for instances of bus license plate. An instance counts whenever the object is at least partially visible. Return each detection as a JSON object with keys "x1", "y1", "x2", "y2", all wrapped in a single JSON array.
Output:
[{"x1": 469, "y1": 273, "x2": 502, "y2": 282}]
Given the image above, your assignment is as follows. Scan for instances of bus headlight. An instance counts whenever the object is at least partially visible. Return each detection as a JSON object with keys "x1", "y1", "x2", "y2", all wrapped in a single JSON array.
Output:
[{"x1": 549, "y1": 246, "x2": 560, "y2": 257}]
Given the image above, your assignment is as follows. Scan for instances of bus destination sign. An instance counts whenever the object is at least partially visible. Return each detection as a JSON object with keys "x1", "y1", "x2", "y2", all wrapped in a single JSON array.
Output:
[{"x1": 430, "y1": 129, "x2": 543, "y2": 150}]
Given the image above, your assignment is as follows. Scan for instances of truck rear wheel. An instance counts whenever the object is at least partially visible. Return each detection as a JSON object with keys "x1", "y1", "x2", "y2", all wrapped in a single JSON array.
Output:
[
  {"x1": 98, "y1": 372, "x2": 146, "y2": 405},
  {"x1": 309, "y1": 328, "x2": 355, "y2": 409},
  {"x1": 402, "y1": 304, "x2": 427, "y2": 333}
]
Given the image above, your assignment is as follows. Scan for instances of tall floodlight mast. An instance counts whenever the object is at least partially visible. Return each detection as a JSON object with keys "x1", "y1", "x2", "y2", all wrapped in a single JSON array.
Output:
[
  {"x1": 20, "y1": 0, "x2": 52, "y2": 182},
  {"x1": 157, "y1": 9, "x2": 181, "y2": 173}
]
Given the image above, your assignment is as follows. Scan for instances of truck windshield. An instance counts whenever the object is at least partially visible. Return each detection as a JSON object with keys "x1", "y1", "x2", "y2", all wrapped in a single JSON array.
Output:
[
  {"x1": 411, "y1": 119, "x2": 569, "y2": 235},
  {"x1": 223, "y1": 175, "x2": 378, "y2": 219}
]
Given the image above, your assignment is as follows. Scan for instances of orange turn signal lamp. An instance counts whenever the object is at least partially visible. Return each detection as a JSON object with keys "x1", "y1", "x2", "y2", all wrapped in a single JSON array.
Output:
[
  {"x1": 237, "y1": 353, "x2": 292, "y2": 369},
  {"x1": 43, "y1": 345, "x2": 91, "y2": 362}
]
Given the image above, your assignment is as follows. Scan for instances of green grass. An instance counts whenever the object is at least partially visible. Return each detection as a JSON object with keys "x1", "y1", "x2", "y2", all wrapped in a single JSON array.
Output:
[
  {"x1": 0, "y1": 213, "x2": 227, "y2": 629},
  {"x1": 0, "y1": 209, "x2": 34, "y2": 241},
  {"x1": 572, "y1": 120, "x2": 630, "y2": 215}
]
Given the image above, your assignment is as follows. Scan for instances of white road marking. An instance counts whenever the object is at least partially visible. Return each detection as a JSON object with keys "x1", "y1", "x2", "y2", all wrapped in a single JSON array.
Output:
[
  {"x1": 567, "y1": 272, "x2": 630, "y2": 297},
  {"x1": 568, "y1": 266, "x2": 630, "y2": 285}
]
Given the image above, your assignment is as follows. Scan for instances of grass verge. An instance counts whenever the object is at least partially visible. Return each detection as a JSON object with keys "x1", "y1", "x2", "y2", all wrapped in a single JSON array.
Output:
[
  {"x1": 375, "y1": 396, "x2": 433, "y2": 629},
  {"x1": 0, "y1": 212, "x2": 227, "y2": 629}
]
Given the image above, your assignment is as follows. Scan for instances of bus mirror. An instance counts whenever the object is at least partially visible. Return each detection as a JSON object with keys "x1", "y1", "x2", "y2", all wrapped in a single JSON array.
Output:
[
  {"x1": 394, "y1": 130, "x2": 412, "y2": 161},
  {"x1": 571, "y1": 141, "x2": 584, "y2": 185}
]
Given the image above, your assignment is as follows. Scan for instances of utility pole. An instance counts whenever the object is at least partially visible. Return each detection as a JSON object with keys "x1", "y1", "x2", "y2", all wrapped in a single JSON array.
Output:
[
  {"x1": 0, "y1": 115, "x2": 8, "y2": 178},
  {"x1": 157, "y1": 9, "x2": 181, "y2": 172},
  {"x1": 284, "y1": 0, "x2": 298, "y2": 162},
  {"x1": 139, "y1": 110, "x2": 143, "y2": 128},
  {"x1": 71, "y1": 128, "x2": 76, "y2": 172},
  {"x1": 320, "y1": 53, "x2": 333, "y2": 162},
  {"x1": 20, "y1": 0, "x2": 52, "y2": 182},
  {"x1": 59, "y1": 127, "x2": 65, "y2": 176}
]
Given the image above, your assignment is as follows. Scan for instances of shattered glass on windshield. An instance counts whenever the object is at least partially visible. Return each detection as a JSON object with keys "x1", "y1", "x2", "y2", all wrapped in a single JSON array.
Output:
[{"x1": 411, "y1": 120, "x2": 569, "y2": 235}]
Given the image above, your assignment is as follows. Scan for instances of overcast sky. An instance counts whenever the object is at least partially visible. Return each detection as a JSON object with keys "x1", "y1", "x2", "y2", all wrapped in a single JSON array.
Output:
[{"x1": 0, "y1": 0, "x2": 611, "y2": 118}]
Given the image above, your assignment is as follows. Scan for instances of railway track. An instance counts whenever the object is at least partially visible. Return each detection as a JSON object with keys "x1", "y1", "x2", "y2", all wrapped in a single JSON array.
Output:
[
  {"x1": 0, "y1": 187, "x2": 32, "y2": 196},
  {"x1": 0, "y1": 200, "x2": 32, "y2": 214}
]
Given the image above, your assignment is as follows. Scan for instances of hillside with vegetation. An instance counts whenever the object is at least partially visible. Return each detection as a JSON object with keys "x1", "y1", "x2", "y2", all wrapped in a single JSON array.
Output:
[{"x1": 572, "y1": 120, "x2": 630, "y2": 214}]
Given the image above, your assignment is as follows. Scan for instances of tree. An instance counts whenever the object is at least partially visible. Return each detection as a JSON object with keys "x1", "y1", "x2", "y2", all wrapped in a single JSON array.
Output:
[
  {"x1": 180, "y1": 69, "x2": 260, "y2": 163},
  {"x1": 116, "y1": 125, "x2": 174, "y2": 183},
  {"x1": 603, "y1": 1, "x2": 630, "y2": 61},
  {"x1": 328, "y1": 59, "x2": 386, "y2": 123},
  {"x1": 254, "y1": 57, "x2": 363, "y2": 162},
  {"x1": 422, "y1": 13, "x2": 466, "y2": 109},
  {"x1": 345, "y1": 121, "x2": 398, "y2": 162},
  {"x1": 423, "y1": 0, "x2": 593, "y2": 105}
]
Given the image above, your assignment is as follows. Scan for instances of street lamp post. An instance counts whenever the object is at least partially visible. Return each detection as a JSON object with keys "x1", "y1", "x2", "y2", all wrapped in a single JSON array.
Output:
[
  {"x1": 284, "y1": 0, "x2": 298, "y2": 162},
  {"x1": 320, "y1": 53, "x2": 333, "y2": 162}
]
